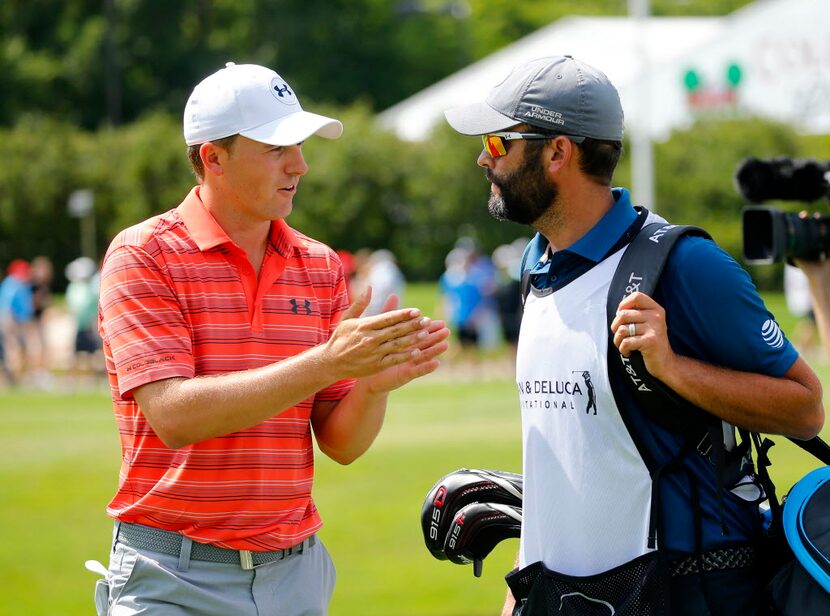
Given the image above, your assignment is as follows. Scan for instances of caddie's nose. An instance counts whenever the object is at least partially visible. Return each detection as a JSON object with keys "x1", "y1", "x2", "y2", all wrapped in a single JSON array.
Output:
[{"x1": 477, "y1": 148, "x2": 495, "y2": 169}]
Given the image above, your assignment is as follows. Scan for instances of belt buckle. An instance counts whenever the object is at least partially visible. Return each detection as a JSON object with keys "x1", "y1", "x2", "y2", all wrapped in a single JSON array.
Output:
[
  {"x1": 240, "y1": 539, "x2": 308, "y2": 570},
  {"x1": 239, "y1": 550, "x2": 254, "y2": 570}
]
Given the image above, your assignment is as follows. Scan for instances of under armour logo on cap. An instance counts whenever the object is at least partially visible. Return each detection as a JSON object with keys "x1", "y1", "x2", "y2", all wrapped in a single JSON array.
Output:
[{"x1": 270, "y1": 78, "x2": 296, "y2": 104}]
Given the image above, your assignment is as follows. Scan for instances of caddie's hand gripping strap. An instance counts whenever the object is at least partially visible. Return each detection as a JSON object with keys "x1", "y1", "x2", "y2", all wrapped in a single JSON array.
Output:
[
  {"x1": 606, "y1": 220, "x2": 830, "y2": 464},
  {"x1": 606, "y1": 221, "x2": 713, "y2": 434},
  {"x1": 604, "y1": 221, "x2": 741, "y2": 543}
]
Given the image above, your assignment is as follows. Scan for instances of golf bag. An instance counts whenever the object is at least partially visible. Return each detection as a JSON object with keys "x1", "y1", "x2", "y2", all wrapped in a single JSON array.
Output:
[{"x1": 765, "y1": 466, "x2": 830, "y2": 614}]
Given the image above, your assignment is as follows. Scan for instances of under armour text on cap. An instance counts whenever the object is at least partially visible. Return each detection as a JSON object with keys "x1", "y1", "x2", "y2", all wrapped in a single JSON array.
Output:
[
  {"x1": 183, "y1": 62, "x2": 343, "y2": 146},
  {"x1": 444, "y1": 55, "x2": 624, "y2": 141}
]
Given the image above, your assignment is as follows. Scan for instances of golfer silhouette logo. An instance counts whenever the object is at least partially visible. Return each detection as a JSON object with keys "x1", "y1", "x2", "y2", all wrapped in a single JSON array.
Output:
[{"x1": 573, "y1": 370, "x2": 597, "y2": 415}]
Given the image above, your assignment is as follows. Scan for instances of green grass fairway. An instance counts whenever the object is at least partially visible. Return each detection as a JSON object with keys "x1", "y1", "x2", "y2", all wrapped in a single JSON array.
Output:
[
  {"x1": 0, "y1": 392, "x2": 121, "y2": 615},
  {"x1": 0, "y1": 380, "x2": 522, "y2": 616},
  {"x1": 2, "y1": 287, "x2": 828, "y2": 614}
]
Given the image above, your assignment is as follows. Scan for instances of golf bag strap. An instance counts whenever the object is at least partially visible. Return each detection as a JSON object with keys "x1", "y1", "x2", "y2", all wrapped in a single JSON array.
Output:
[
  {"x1": 751, "y1": 430, "x2": 784, "y2": 526},
  {"x1": 605, "y1": 220, "x2": 751, "y2": 539},
  {"x1": 789, "y1": 433, "x2": 830, "y2": 465},
  {"x1": 606, "y1": 221, "x2": 713, "y2": 431},
  {"x1": 520, "y1": 268, "x2": 531, "y2": 310}
]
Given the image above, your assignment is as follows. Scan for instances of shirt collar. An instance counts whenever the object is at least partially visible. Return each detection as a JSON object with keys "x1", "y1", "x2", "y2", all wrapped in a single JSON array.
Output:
[
  {"x1": 178, "y1": 186, "x2": 304, "y2": 254},
  {"x1": 564, "y1": 187, "x2": 637, "y2": 262}
]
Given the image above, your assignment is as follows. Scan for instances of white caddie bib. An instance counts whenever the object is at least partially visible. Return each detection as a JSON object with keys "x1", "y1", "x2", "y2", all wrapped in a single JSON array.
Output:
[{"x1": 516, "y1": 245, "x2": 654, "y2": 576}]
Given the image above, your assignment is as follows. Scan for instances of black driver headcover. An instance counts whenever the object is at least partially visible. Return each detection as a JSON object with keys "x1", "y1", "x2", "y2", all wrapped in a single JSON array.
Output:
[
  {"x1": 444, "y1": 502, "x2": 523, "y2": 577},
  {"x1": 421, "y1": 468, "x2": 522, "y2": 561}
]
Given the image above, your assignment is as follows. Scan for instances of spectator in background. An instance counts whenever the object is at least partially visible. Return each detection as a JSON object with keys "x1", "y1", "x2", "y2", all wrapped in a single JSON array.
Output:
[
  {"x1": 65, "y1": 256, "x2": 102, "y2": 382},
  {"x1": 364, "y1": 249, "x2": 405, "y2": 316},
  {"x1": 335, "y1": 249, "x2": 357, "y2": 299},
  {"x1": 347, "y1": 248, "x2": 405, "y2": 315},
  {"x1": 0, "y1": 259, "x2": 34, "y2": 383},
  {"x1": 794, "y1": 258, "x2": 830, "y2": 359},
  {"x1": 29, "y1": 255, "x2": 54, "y2": 385},
  {"x1": 439, "y1": 238, "x2": 500, "y2": 355},
  {"x1": 347, "y1": 247, "x2": 373, "y2": 302},
  {"x1": 440, "y1": 244, "x2": 482, "y2": 352},
  {"x1": 784, "y1": 263, "x2": 820, "y2": 357},
  {"x1": 492, "y1": 238, "x2": 529, "y2": 356},
  {"x1": 464, "y1": 240, "x2": 501, "y2": 350}
]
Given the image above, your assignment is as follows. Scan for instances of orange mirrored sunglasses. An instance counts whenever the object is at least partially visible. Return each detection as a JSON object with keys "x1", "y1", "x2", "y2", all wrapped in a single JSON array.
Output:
[
  {"x1": 481, "y1": 131, "x2": 585, "y2": 158},
  {"x1": 481, "y1": 132, "x2": 553, "y2": 158}
]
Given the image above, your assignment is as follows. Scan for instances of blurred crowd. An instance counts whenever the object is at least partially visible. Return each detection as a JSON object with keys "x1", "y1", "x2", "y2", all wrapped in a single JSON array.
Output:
[
  {"x1": 338, "y1": 248, "x2": 407, "y2": 316},
  {"x1": 0, "y1": 255, "x2": 104, "y2": 390},
  {"x1": 439, "y1": 236, "x2": 529, "y2": 361},
  {"x1": 0, "y1": 240, "x2": 530, "y2": 390},
  {"x1": 337, "y1": 238, "x2": 529, "y2": 365}
]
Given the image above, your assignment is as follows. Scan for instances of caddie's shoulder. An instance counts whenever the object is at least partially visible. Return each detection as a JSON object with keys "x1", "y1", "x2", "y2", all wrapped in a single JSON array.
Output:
[
  {"x1": 663, "y1": 234, "x2": 751, "y2": 298},
  {"x1": 670, "y1": 234, "x2": 734, "y2": 268}
]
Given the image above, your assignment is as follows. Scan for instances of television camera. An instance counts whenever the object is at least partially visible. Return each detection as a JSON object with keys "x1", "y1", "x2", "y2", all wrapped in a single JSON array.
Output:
[{"x1": 736, "y1": 157, "x2": 830, "y2": 264}]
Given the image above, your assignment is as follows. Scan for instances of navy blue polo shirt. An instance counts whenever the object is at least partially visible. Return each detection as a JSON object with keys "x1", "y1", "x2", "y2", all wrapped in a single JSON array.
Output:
[{"x1": 519, "y1": 187, "x2": 799, "y2": 554}]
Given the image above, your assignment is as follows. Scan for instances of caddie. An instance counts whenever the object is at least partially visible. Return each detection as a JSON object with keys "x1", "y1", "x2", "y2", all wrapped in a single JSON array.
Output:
[{"x1": 444, "y1": 54, "x2": 824, "y2": 615}]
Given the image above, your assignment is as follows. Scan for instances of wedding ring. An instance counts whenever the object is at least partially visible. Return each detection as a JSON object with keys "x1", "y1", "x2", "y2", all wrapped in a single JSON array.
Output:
[{"x1": 628, "y1": 323, "x2": 636, "y2": 337}]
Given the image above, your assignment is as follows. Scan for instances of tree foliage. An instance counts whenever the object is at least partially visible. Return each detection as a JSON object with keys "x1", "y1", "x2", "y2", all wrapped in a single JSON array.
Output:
[
  {"x1": 0, "y1": 0, "x2": 754, "y2": 128},
  {"x1": 0, "y1": 105, "x2": 825, "y2": 289},
  {"x1": 0, "y1": 0, "x2": 815, "y2": 290}
]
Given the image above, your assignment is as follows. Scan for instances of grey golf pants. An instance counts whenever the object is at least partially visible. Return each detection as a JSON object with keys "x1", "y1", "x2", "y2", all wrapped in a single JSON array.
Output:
[{"x1": 93, "y1": 526, "x2": 336, "y2": 615}]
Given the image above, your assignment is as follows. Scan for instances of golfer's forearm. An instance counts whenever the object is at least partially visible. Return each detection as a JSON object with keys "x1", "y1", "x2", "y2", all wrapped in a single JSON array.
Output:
[
  {"x1": 312, "y1": 381, "x2": 389, "y2": 465},
  {"x1": 134, "y1": 345, "x2": 338, "y2": 449}
]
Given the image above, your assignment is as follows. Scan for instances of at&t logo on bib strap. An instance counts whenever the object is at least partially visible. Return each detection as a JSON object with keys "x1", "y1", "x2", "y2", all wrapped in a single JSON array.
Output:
[{"x1": 647, "y1": 224, "x2": 678, "y2": 244}]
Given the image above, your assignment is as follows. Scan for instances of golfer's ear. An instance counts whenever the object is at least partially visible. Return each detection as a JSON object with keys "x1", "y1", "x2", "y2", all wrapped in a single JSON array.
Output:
[{"x1": 201, "y1": 142, "x2": 225, "y2": 177}]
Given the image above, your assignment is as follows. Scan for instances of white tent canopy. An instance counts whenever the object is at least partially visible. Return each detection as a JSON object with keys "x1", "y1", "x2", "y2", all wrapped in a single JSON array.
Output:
[
  {"x1": 629, "y1": 0, "x2": 830, "y2": 139},
  {"x1": 378, "y1": 0, "x2": 830, "y2": 142}
]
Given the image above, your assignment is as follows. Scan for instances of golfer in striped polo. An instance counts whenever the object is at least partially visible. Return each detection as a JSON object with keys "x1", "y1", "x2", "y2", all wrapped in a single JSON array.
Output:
[{"x1": 91, "y1": 62, "x2": 450, "y2": 615}]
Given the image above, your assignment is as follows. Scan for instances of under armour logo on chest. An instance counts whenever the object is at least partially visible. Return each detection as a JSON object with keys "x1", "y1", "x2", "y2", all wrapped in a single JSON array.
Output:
[{"x1": 289, "y1": 299, "x2": 313, "y2": 315}]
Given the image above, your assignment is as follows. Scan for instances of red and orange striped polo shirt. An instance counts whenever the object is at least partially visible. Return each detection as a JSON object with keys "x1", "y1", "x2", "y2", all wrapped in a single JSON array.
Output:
[{"x1": 99, "y1": 186, "x2": 354, "y2": 550}]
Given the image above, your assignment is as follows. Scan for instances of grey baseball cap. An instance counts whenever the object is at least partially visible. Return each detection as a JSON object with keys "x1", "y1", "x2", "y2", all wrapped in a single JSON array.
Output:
[{"x1": 444, "y1": 55, "x2": 624, "y2": 141}]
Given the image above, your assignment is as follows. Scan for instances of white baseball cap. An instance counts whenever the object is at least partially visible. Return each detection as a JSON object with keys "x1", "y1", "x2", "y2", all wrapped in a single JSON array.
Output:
[{"x1": 183, "y1": 62, "x2": 343, "y2": 146}]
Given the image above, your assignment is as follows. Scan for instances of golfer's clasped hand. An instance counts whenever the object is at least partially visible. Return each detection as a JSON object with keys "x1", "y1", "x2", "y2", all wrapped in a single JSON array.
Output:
[
  {"x1": 610, "y1": 291, "x2": 676, "y2": 380},
  {"x1": 324, "y1": 287, "x2": 450, "y2": 383}
]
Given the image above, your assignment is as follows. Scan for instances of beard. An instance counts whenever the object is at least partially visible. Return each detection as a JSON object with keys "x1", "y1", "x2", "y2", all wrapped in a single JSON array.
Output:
[{"x1": 486, "y1": 147, "x2": 558, "y2": 226}]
